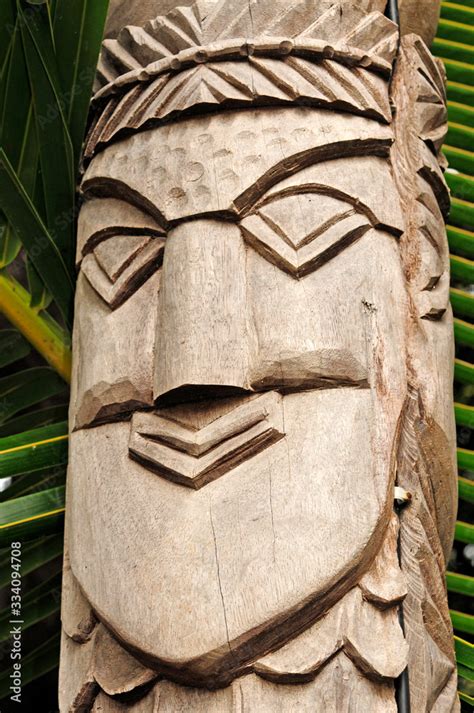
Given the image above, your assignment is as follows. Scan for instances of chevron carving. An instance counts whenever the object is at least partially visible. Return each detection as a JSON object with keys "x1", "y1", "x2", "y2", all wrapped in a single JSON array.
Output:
[
  {"x1": 129, "y1": 392, "x2": 285, "y2": 489},
  {"x1": 86, "y1": 56, "x2": 391, "y2": 159},
  {"x1": 96, "y1": 1, "x2": 398, "y2": 92},
  {"x1": 85, "y1": 1, "x2": 398, "y2": 158},
  {"x1": 81, "y1": 236, "x2": 165, "y2": 309},
  {"x1": 241, "y1": 192, "x2": 373, "y2": 278}
]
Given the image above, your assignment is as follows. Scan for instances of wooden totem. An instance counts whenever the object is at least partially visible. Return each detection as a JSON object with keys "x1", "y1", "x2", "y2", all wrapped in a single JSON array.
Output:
[{"x1": 59, "y1": 1, "x2": 459, "y2": 710}]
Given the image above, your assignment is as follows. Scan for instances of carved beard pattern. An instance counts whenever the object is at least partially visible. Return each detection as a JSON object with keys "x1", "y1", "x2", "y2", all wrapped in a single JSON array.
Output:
[{"x1": 59, "y1": 2, "x2": 458, "y2": 712}]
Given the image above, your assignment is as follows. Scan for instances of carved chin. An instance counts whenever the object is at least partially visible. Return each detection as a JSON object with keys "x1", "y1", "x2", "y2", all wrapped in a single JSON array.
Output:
[{"x1": 67, "y1": 386, "x2": 399, "y2": 678}]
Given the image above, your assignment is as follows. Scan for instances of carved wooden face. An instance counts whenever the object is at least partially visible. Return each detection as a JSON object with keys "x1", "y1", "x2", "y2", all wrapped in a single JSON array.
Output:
[
  {"x1": 58, "y1": 0, "x2": 459, "y2": 704},
  {"x1": 69, "y1": 106, "x2": 409, "y2": 675}
]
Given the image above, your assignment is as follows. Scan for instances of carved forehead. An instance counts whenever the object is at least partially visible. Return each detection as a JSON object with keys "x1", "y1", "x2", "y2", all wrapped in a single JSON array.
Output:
[{"x1": 82, "y1": 107, "x2": 399, "y2": 225}]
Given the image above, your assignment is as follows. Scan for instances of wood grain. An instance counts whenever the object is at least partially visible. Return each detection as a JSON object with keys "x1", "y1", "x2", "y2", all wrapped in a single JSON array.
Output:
[
  {"x1": 60, "y1": 1, "x2": 457, "y2": 710},
  {"x1": 391, "y1": 33, "x2": 459, "y2": 713}
]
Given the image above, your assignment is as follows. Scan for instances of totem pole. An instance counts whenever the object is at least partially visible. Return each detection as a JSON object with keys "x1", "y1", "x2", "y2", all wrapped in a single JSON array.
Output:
[{"x1": 59, "y1": 1, "x2": 459, "y2": 710}]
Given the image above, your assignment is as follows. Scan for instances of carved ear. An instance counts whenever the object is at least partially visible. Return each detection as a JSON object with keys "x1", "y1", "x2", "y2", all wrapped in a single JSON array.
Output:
[{"x1": 399, "y1": 0, "x2": 441, "y2": 46}]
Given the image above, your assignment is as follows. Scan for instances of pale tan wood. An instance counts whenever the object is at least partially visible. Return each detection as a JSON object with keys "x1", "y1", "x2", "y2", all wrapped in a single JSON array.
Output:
[
  {"x1": 104, "y1": 0, "x2": 438, "y2": 77},
  {"x1": 77, "y1": 198, "x2": 165, "y2": 264},
  {"x1": 82, "y1": 237, "x2": 165, "y2": 309},
  {"x1": 254, "y1": 587, "x2": 407, "y2": 682},
  {"x1": 83, "y1": 109, "x2": 395, "y2": 223},
  {"x1": 70, "y1": 271, "x2": 159, "y2": 429},
  {"x1": 91, "y1": 654, "x2": 398, "y2": 712},
  {"x1": 129, "y1": 392, "x2": 285, "y2": 488},
  {"x1": 61, "y1": 547, "x2": 97, "y2": 643},
  {"x1": 92, "y1": 625, "x2": 158, "y2": 696},
  {"x1": 391, "y1": 34, "x2": 459, "y2": 713},
  {"x1": 58, "y1": 630, "x2": 98, "y2": 713},
  {"x1": 89, "y1": 1, "x2": 400, "y2": 156},
  {"x1": 100, "y1": 0, "x2": 397, "y2": 90},
  {"x1": 60, "y1": 1, "x2": 457, "y2": 710},
  {"x1": 92, "y1": 686, "x2": 233, "y2": 713},
  {"x1": 94, "y1": 235, "x2": 152, "y2": 282},
  {"x1": 105, "y1": 1, "x2": 390, "y2": 40},
  {"x1": 69, "y1": 385, "x2": 403, "y2": 682},
  {"x1": 399, "y1": 0, "x2": 442, "y2": 46},
  {"x1": 153, "y1": 219, "x2": 250, "y2": 401},
  {"x1": 359, "y1": 513, "x2": 408, "y2": 607},
  {"x1": 232, "y1": 658, "x2": 398, "y2": 712}
]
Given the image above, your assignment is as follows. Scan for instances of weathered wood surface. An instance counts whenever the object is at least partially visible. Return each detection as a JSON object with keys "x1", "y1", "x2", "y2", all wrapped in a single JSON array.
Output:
[
  {"x1": 399, "y1": 0, "x2": 442, "y2": 46},
  {"x1": 60, "y1": 1, "x2": 458, "y2": 710},
  {"x1": 104, "y1": 0, "x2": 439, "y2": 45},
  {"x1": 391, "y1": 34, "x2": 459, "y2": 713}
]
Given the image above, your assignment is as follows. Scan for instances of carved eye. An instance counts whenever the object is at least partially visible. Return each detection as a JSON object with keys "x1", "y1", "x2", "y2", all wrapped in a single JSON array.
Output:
[
  {"x1": 81, "y1": 234, "x2": 166, "y2": 309},
  {"x1": 240, "y1": 192, "x2": 372, "y2": 278}
]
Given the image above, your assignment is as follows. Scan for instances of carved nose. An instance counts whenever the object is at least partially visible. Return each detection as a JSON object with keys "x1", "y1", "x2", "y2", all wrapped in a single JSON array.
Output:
[{"x1": 154, "y1": 219, "x2": 251, "y2": 404}]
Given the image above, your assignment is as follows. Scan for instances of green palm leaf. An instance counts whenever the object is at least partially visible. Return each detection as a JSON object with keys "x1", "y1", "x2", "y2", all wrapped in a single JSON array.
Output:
[
  {"x1": 53, "y1": 0, "x2": 111, "y2": 165},
  {"x1": 0, "y1": 1, "x2": 108, "y2": 698},
  {"x1": 0, "y1": 150, "x2": 75, "y2": 326},
  {"x1": 0, "y1": 485, "x2": 65, "y2": 546},
  {"x1": 435, "y1": 8, "x2": 474, "y2": 706},
  {"x1": 0, "y1": 533, "x2": 63, "y2": 588},
  {"x1": 0, "y1": 632, "x2": 60, "y2": 700},
  {"x1": 451, "y1": 608, "x2": 474, "y2": 635},
  {"x1": 447, "y1": 571, "x2": 474, "y2": 596},
  {"x1": 0, "y1": 421, "x2": 68, "y2": 478},
  {"x1": 0, "y1": 403, "x2": 68, "y2": 437},
  {"x1": 18, "y1": 1, "x2": 75, "y2": 278},
  {"x1": 0, "y1": 367, "x2": 67, "y2": 424},
  {"x1": 0, "y1": 329, "x2": 30, "y2": 368},
  {"x1": 0, "y1": 570, "x2": 61, "y2": 641}
]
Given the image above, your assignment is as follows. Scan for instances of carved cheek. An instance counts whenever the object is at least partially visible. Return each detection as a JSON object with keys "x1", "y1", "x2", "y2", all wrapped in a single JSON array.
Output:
[{"x1": 71, "y1": 271, "x2": 159, "y2": 430}]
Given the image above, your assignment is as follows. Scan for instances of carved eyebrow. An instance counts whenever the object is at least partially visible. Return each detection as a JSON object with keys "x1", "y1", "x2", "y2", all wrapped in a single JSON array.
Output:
[
  {"x1": 81, "y1": 177, "x2": 169, "y2": 230},
  {"x1": 80, "y1": 138, "x2": 394, "y2": 228},
  {"x1": 233, "y1": 137, "x2": 392, "y2": 218},
  {"x1": 77, "y1": 191, "x2": 167, "y2": 265}
]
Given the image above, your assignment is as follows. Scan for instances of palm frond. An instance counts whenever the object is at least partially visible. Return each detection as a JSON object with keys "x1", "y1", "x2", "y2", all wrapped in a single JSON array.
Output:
[
  {"x1": 0, "y1": 0, "x2": 108, "y2": 700},
  {"x1": 435, "y1": 3, "x2": 474, "y2": 705}
]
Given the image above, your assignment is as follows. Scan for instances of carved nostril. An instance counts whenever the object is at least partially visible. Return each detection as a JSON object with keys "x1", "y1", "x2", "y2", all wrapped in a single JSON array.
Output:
[{"x1": 155, "y1": 384, "x2": 251, "y2": 408}]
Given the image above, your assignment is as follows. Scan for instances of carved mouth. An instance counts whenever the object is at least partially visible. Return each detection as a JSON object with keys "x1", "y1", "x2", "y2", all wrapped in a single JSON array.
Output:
[{"x1": 128, "y1": 391, "x2": 285, "y2": 490}]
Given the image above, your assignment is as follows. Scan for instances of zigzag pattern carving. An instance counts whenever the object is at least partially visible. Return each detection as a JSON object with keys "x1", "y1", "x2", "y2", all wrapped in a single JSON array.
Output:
[
  {"x1": 391, "y1": 35, "x2": 450, "y2": 322},
  {"x1": 255, "y1": 588, "x2": 406, "y2": 685},
  {"x1": 85, "y1": 1, "x2": 398, "y2": 158},
  {"x1": 412, "y1": 38, "x2": 448, "y2": 154},
  {"x1": 391, "y1": 35, "x2": 459, "y2": 711},
  {"x1": 396, "y1": 388, "x2": 458, "y2": 711},
  {"x1": 85, "y1": 57, "x2": 391, "y2": 158},
  {"x1": 129, "y1": 392, "x2": 285, "y2": 489},
  {"x1": 96, "y1": 1, "x2": 398, "y2": 93}
]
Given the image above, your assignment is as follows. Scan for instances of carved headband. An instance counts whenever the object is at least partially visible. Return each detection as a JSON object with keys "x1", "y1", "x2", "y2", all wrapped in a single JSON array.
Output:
[{"x1": 85, "y1": 1, "x2": 398, "y2": 158}]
